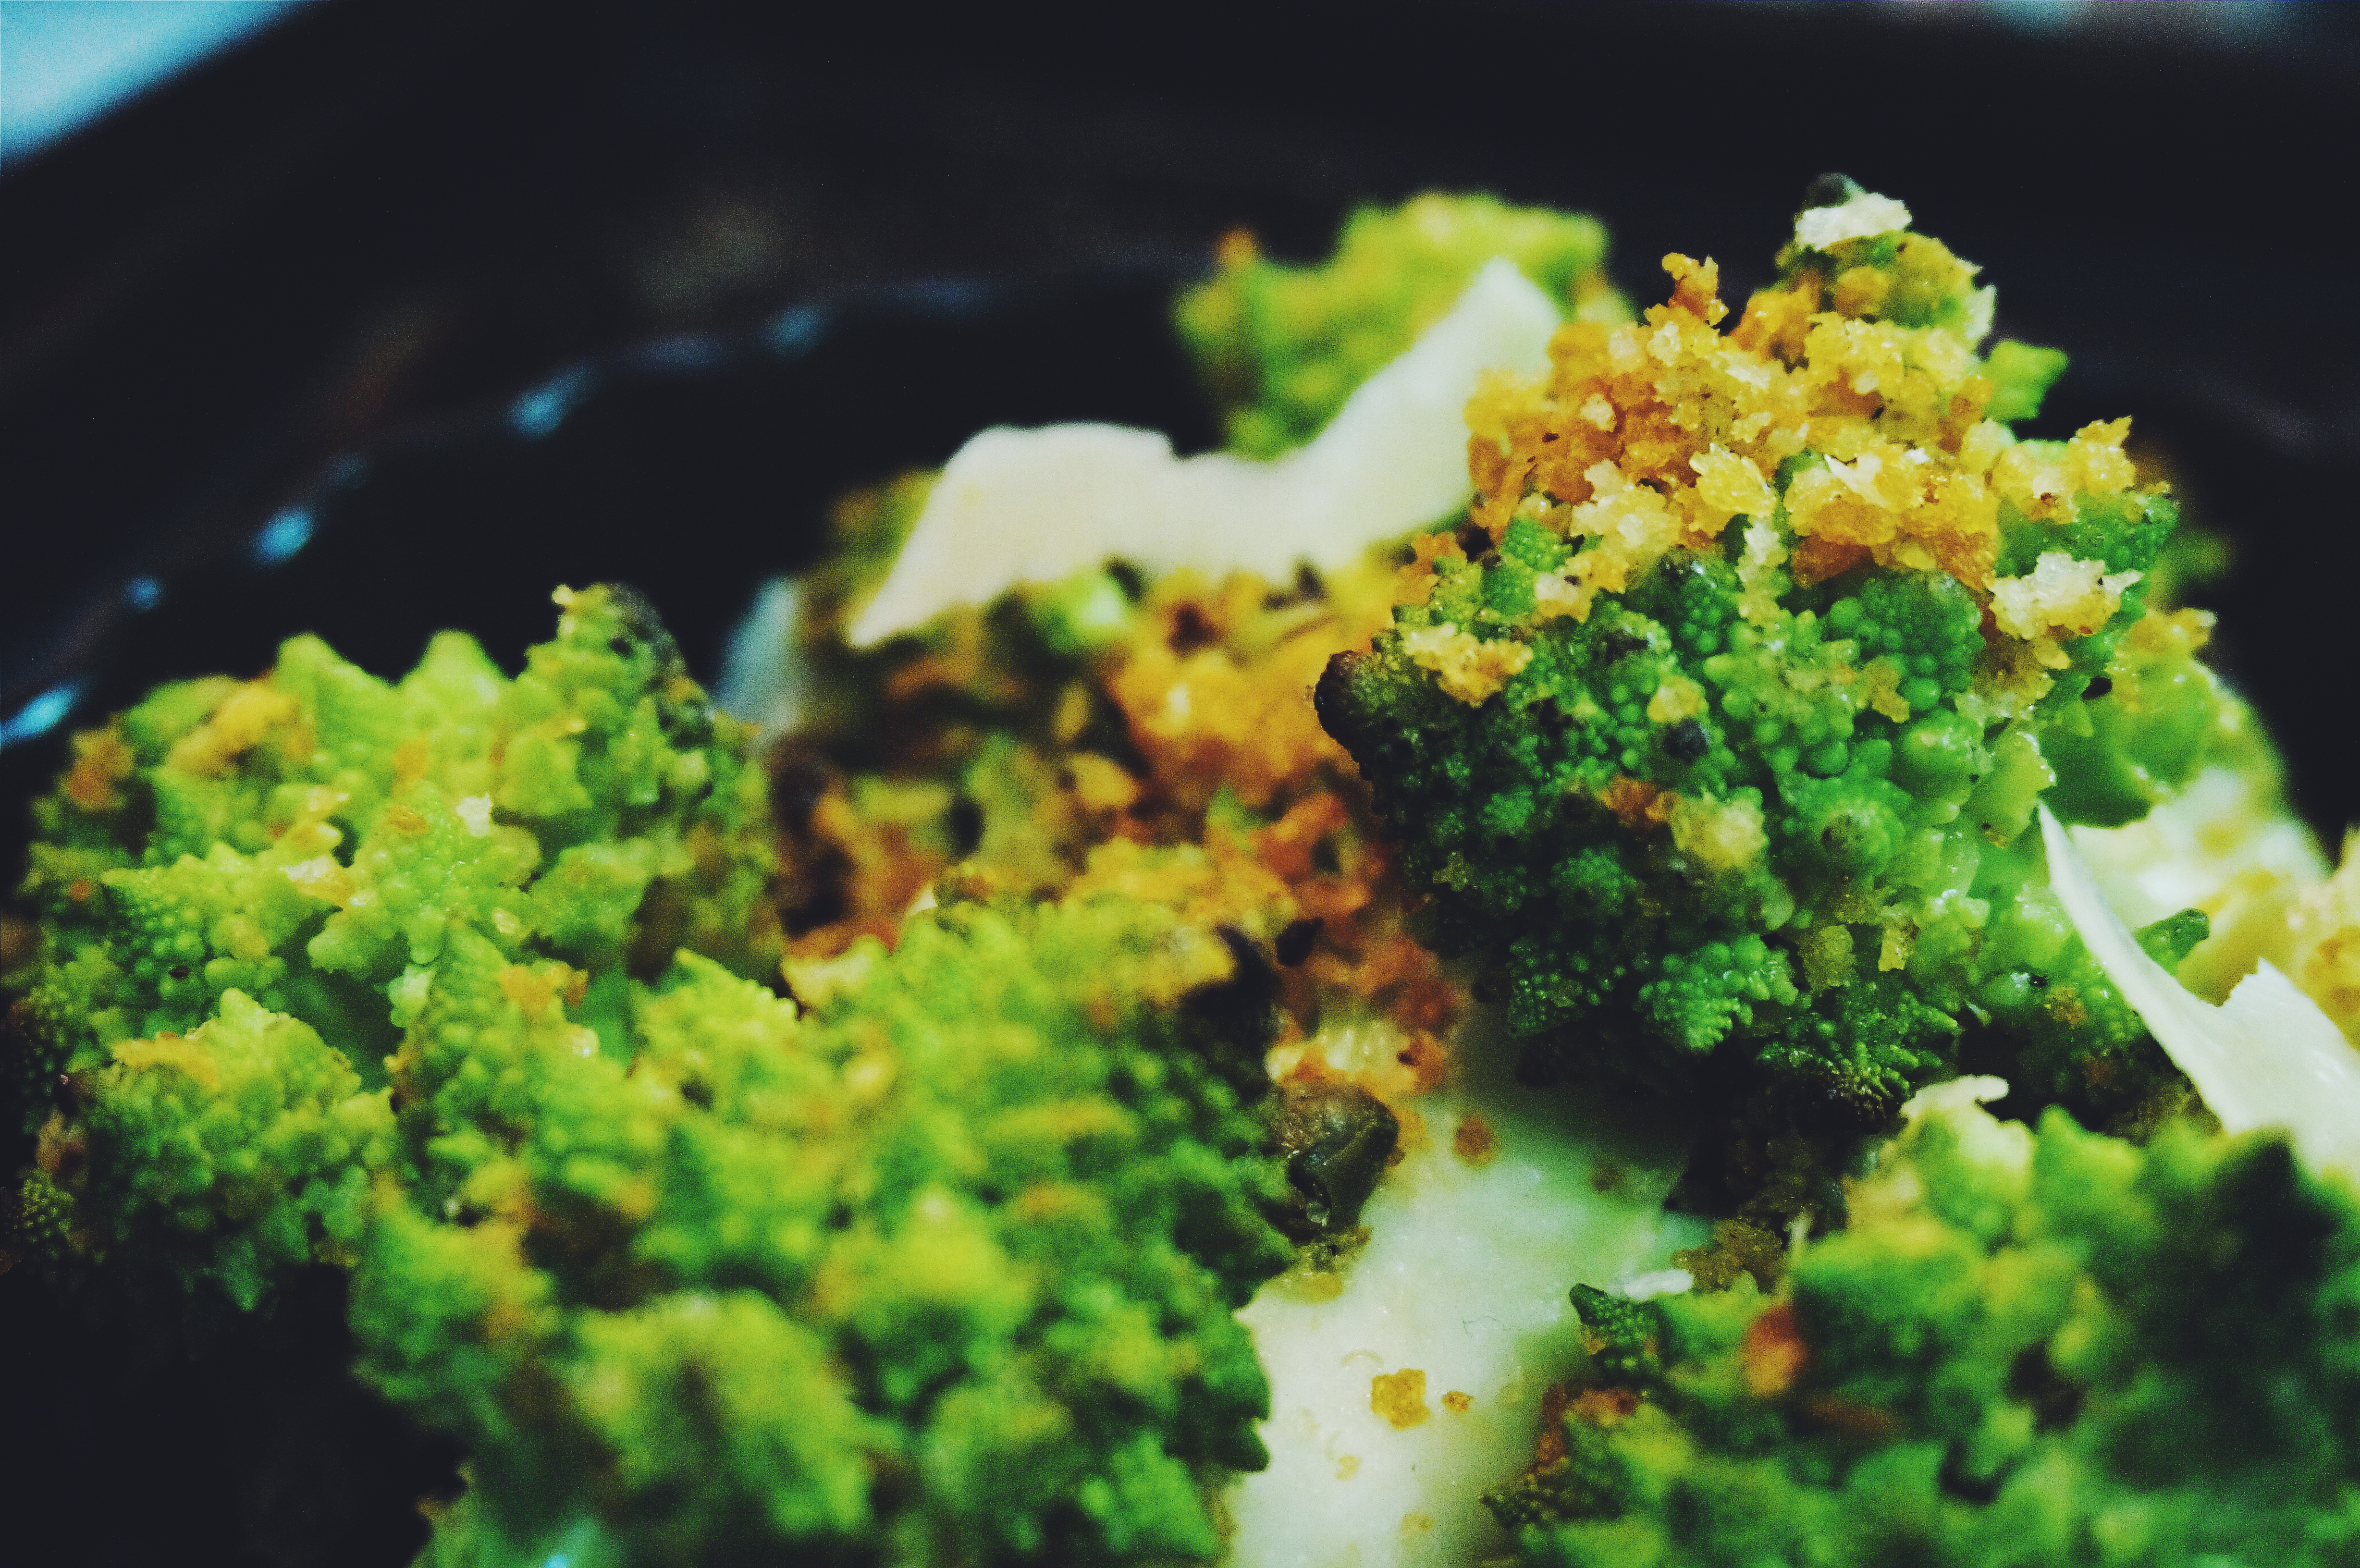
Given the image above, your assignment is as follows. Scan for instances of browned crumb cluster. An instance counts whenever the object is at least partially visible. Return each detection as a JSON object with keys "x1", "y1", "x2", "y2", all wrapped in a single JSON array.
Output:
[
  {"x1": 764, "y1": 474, "x2": 1481, "y2": 1126},
  {"x1": 1462, "y1": 248, "x2": 2141, "y2": 696}
]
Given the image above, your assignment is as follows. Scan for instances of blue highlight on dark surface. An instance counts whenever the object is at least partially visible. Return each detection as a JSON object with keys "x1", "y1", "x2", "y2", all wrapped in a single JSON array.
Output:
[
  {"x1": 511, "y1": 365, "x2": 594, "y2": 439},
  {"x1": 0, "y1": 0, "x2": 313, "y2": 164},
  {"x1": 252, "y1": 505, "x2": 316, "y2": 565},
  {"x1": 763, "y1": 303, "x2": 829, "y2": 354},
  {"x1": 889, "y1": 276, "x2": 992, "y2": 315},
  {"x1": 0, "y1": 683, "x2": 81, "y2": 751},
  {"x1": 627, "y1": 336, "x2": 725, "y2": 374}
]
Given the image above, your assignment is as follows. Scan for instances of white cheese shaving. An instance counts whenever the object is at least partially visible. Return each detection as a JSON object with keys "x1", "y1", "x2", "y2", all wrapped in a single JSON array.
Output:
[
  {"x1": 1793, "y1": 187, "x2": 1913, "y2": 251},
  {"x1": 1898, "y1": 1073, "x2": 2012, "y2": 1125},
  {"x1": 845, "y1": 258, "x2": 1561, "y2": 647},
  {"x1": 2065, "y1": 761, "x2": 2325, "y2": 1002},
  {"x1": 1613, "y1": 1267, "x2": 1695, "y2": 1301},
  {"x1": 2041, "y1": 804, "x2": 2360, "y2": 1180},
  {"x1": 1989, "y1": 552, "x2": 2142, "y2": 641}
]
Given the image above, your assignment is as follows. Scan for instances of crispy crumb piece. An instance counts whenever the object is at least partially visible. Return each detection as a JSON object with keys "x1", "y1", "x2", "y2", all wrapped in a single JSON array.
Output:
[
  {"x1": 1668, "y1": 792, "x2": 1768, "y2": 874},
  {"x1": 61, "y1": 729, "x2": 136, "y2": 813},
  {"x1": 1740, "y1": 1300, "x2": 1809, "y2": 1397},
  {"x1": 1990, "y1": 551, "x2": 2142, "y2": 641},
  {"x1": 1441, "y1": 1389, "x2": 1473, "y2": 1414},
  {"x1": 1371, "y1": 1368, "x2": 1430, "y2": 1428},
  {"x1": 1400, "y1": 623, "x2": 1532, "y2": 705},
  {"x1": 1452, "y1": 1111, "x2": 1500, "y2": 1166},
  {"x1": 1570, "y1": 1386, "x2": 1640, "y2": 1426}
]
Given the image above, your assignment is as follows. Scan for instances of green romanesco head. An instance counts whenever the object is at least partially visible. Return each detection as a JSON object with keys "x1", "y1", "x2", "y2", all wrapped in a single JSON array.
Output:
[
  {"x1": 1176, "y1": 191, "x2": 1627, "y2": 460},
  {"x1": 7, "y1": 588, "x2": 1293, "y2": 1568},
  {"x1": 1314, "y1": 192, "x2": 2257, "y2": 1131},
  {"x1": 351, "y1": 898, "x2": 1291, "y2": 1568},
  {"x1": 1488, "y1": 1086, "x2": 2360, "y2": 1568},
  {"x1": 11, "y1": 583, "x2": 780, "y2": 1128}
]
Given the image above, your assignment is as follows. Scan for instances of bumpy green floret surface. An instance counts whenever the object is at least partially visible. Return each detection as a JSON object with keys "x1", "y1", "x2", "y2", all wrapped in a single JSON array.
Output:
[
  {"x1": 365, "y1": 902, "x2": 1291, "y2": 1568},
  {"x1": 1315, "y1": 257, "x2": 2241, "y2": 1127},
  {"x1": 1321, "y1": 519, "x2": 2221, "y2": 1120},
  {"x1": 13, "y1": 585, "x2": 780, "y2": 1125},
  {"x1": 1175, "y1": 192, "x2": 1624, "y2": 459},
  {"x1": 1491, "y1": 1090, "x2": 2360, "y2": 1568},
  {"x1": 7, "y1": 589, "x2": 1291, "y2": 1568}
]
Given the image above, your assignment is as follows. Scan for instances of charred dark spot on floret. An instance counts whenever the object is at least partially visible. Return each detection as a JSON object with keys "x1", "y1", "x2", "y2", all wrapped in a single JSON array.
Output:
[
  {"x1": 1103, "y1": 558, "x2": 1147, "y2": 601},
  {"x1": 600, "y1": 582, "x2": 678, "y2": 662},
  {"x1": 1180, "y1": 926, "x2": 1283, "y2": 1090},
  {"x1": 945, "y1": 796, "x2": 985, "y2": 858},
  {"x1": 1664, "y1": 719, "x2": 1710, "y2": 763},
  {"x1": 1938, "y1": 1451, "x2": 2004, "y2": 1505},
  {"x1": 1269, "y1": 1079, "x2": 1399, "y2": 1239},
  {"x1": 1263, "y1": 563, "x2": 1329, "y2": 610},
  {"x1": 626, "y1": 880, "x2": 695, "y2": 981},
  {"x1": 2006, "y1": 1345, "x2": 2085, "y2": 1434},
  {"x1": 1274, "y1": 917, "x2": 1323, "y2": 967},
  {"x1": 1312, "y1": 650, "x2": 1371, "y2": 755},
  {"x1": 1800, "y1": 172, "x2": 1863, "y2": 211},
  {"x1": 765, "y1": 748, "x2": 836, "y2": 831},
  {"x1": 1168, "y1": 603, "x2": 1219, "y2": 654},
  {"x1": 1652, "y1": 546, "x2": 1713, "y2": 587},
  {"x1": 1594, "y1": 627, "x2": 1653, "y2": 664},
  {"x1": 594, "y1": 587, "x2": 712, "y2": 748}
]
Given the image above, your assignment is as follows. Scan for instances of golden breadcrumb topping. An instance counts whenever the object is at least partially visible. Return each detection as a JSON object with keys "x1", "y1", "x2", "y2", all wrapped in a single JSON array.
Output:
[
  {"x1": 1463, "y1": 251, "x2": 2139, "y2": 635},
  {"x1": 770, "y1": 476, "x2": 1470, "y2": 1126}
]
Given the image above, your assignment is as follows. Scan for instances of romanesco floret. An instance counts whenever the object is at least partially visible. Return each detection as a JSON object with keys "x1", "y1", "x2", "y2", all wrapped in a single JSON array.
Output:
[
  {"x1": 1315, "y1": 186, "x2": 2256, "y2": 1132},
  {"x1": 8, "y1": 589, "x2": 1293, "y2": 1568},
  {"x1": 76, "y1": 988, "x2": 395, "y2": 1311},
  {"x1": 1488, "y1": 1086, "x2": 2360, "y2": 1568},
  {"x1": 353, "y1": 899, "x2": 1290, "y2": 1568},
  {"x1": 1175, "y1": 192, "x2": 1627, "y2": 459},
  {"x1": 12, "y1": 584, "x2": 779, "y2": 1134}
]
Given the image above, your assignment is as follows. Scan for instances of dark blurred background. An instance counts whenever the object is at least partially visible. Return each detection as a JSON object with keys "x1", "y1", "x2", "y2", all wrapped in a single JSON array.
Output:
[{"x1": 3, "y1": 1, "x2": 2359, "y2": 1562}]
